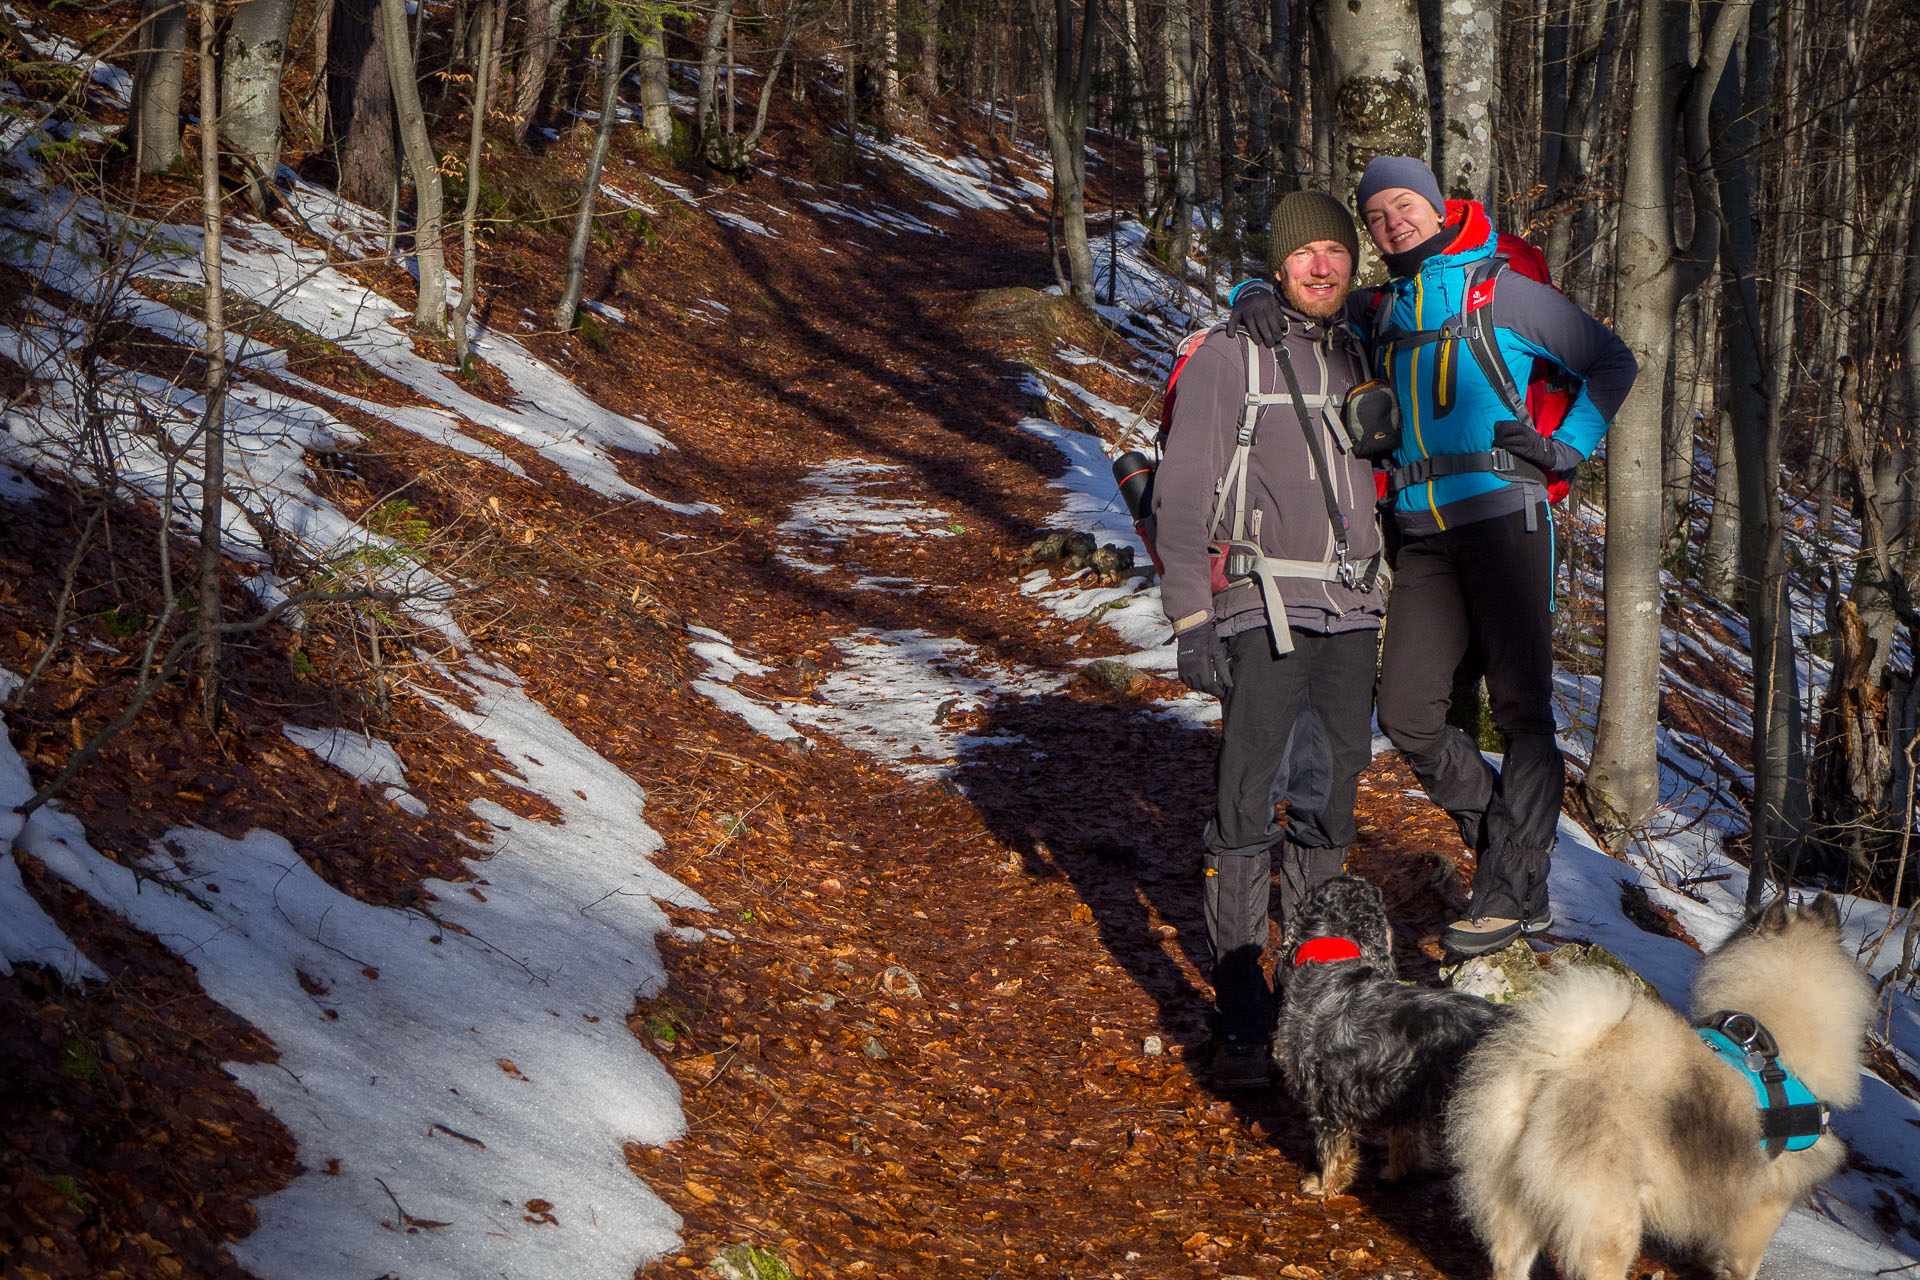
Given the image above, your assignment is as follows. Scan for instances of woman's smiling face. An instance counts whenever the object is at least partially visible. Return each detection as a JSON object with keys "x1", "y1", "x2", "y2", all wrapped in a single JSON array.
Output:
[{"x1": 1361, "y1": 188, "x2": 1443, "y2": 256}]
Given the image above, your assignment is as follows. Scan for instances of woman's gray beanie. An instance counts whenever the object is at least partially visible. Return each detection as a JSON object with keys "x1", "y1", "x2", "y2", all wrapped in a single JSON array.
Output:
[{"x1": 1355, "y1": 156, "x2": 1445, "y2": 214}]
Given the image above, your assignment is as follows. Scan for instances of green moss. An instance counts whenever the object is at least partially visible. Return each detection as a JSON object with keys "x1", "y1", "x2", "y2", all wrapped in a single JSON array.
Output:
[
  {"x1": 709, "y1": 1244, "x2": 796, "y2": 1280},
  {"x1": 575, "y1": 309, "x2": 611, "y2": 352}
]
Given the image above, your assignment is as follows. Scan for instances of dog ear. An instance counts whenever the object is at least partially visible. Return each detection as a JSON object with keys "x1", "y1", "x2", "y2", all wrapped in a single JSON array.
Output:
[
  {"x1": 1750, "y1": 894, "x2": 1792, "y2": 936},
  {"x1": 1804, "y1": 892, "x2": 1842, "y2": 931}
]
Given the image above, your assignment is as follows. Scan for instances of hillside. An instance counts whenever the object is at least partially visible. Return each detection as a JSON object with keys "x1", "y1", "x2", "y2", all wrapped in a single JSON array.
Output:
[{"x1": 1, "y1": 9, "x2": 1919, "y2": 1280}]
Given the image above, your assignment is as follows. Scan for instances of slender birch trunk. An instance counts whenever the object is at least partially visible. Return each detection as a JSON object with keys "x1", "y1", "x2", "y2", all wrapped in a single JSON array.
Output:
[
  {"x1": 1162, "y1": 0, "x2": 1197, "y2": 262},
  {"x1": 381, "y1": 0, "x2": 447, "y2": 336},
  {"x1": 556, "y1": 23, "x2": 625, "y2": 331},
  {"x1": 453, "y1": 0, "x2": 495, "y2": 368},
  {"x1": 196, "y1": 0, "x2": 228, "y2": 728}
]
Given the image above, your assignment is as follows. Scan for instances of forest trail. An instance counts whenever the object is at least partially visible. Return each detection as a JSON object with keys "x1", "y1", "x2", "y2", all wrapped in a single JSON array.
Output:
[{"x1": 590, "y1": 125, "x2": 1620, "y2": 1280}]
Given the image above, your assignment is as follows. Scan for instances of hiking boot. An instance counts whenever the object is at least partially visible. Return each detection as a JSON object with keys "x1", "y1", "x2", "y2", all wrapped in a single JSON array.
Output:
[
  {"x1": 1208, "y1": 1035, "x2": 1272, "y2": 1092},
  {"x1": 1440, "y1": 914, "x2": 1524, "y2": 957},
  {"x1": 1522, "y1": 907, "x2": 1554, "y2": 934}
]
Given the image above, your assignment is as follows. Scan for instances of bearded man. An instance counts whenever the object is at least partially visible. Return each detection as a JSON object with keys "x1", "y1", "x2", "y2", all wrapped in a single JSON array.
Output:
[{"x1": 1152, "y1": 190, "x2": 1387, "y2": 1089}]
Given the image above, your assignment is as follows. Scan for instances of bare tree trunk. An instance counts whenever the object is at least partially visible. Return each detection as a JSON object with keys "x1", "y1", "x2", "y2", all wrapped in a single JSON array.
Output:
[
  {"x1": 1123, "y1": 0, "x2": 1159, "y2": 213},
  {"x1": 511, "y1": 0, "x2": 568, "y2": 143},
  {"x1": 1210, "y1": 0, "x2": 1237, "y2": 280},
  {"x1": 742, "y1": 4, "x2": 810, "y2": 153},
  {"x1": 328, "y1": 0, "x2": 395, "y2": 210},
  {"x1": 1663, "y1": 286, "x2": 1709, "y2": 562},
  {"x1": 556, "y1": 23, "x2": 624, "y2": 331},
  {"x1": 637, "y1": 8, "x2": 672, "y2": 147},
  {"x1": 1540, "y1": 0, "x2": 1616, "y2": 286},
  {"x1": 1904, "y1": 126, "x2": 1920, "y2": 423},
  {"x1": 1028, "y1": 0, "x2": 1099, "y2": 306},
  {"x1": 1319, "y1": 0, "x2": 1428, "y2": 277},
  {"x1": 127, "y1": 0, "x2": 189, "y2": 174},
  {"x1": 382, "y1": 0, "x2": 447, "y2": 336},
  {"x1": 220, "y1": 0, "x2": 297, "y2": 210},
  {"x1": 1702, "y1": 407, "x2": 1739, "y2": 602},
  {"x1": 697, "y1": 0, "x2": 742, "y2": 152},
  {"x1": 1419, "y1": 0, "x2": 1496, "y2": 203},
  {"x1": 880, "y1": 0, "x2": 901, "y2": 126},
  {"x1": 452, "y1": 0, "x2": 495, "y2": 369},
  {"x1": 1585, "y1": 0, "x2": 1735, "y2": 843},
  {"x1": 1162, "y1": 0, "x2": 1197, "y2": 262},
  {"x1": 921, "y1": 0, "x2": 941, "y2": 93},
  {"x1": 196, "y1": 0, "x2": 228, "y2": 730},
  {"x1": 1716, "y1": 0, "x2": 1804, "y2": 907},
  {"x1": 848, "y1": 0, "x2": 863, "y2": 135}
]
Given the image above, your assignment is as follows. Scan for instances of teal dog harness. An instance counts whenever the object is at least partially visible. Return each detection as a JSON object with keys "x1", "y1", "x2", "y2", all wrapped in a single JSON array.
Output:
[{"x1": 1694, "y1": 1010, "x2": 1828, "y2": 1157}]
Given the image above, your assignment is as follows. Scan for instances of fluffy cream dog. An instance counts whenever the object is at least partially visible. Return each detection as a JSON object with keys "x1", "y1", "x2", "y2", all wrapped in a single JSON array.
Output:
[{"x1": 1446, "y1": 894, "x2": 1872, "y2": 1280}]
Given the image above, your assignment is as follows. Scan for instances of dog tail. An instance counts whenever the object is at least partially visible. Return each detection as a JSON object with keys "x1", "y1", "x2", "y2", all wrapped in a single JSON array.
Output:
[{"x1": 1446, "y1": 966, "x2": 1639, "y2": 1236}]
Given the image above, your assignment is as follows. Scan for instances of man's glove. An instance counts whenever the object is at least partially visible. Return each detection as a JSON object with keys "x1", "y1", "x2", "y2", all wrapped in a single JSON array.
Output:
[
  {"x1": 1176, "y1": 624, "x2": 1233, "y2": 699},
  {"x1": 1493, "y1": 419, "x2": 1583, "y2": 474},
  {"x1": 1224, "y1": 281, "x2": 1286, "y2": 348}
]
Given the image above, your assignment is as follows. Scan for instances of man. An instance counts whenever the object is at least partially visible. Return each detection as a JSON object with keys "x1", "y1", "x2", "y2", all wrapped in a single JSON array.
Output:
[
  {"x1": 1232, "y1": 157, "x2": 1637, "y2": 958},
  {"x1": 1153, "y1": 190, "x2": 1386, "y2": 1088}
]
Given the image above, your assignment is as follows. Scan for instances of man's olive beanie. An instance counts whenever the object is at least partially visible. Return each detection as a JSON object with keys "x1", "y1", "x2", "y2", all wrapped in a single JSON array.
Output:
[{"x1": 1266, "y1": 190, "x2": 1359, "y2": 270}]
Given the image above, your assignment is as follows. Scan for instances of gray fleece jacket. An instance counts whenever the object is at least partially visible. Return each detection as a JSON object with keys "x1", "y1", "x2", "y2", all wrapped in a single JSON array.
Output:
[{"x1": 1152, "y1": 308, "x2": 1386, "y2": 641}]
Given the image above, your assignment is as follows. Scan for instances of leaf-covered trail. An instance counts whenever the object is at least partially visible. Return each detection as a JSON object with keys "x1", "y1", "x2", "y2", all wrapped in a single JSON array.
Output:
[{"x1": 595, "y1": 122, "x2": 1553, "y2": 1280}]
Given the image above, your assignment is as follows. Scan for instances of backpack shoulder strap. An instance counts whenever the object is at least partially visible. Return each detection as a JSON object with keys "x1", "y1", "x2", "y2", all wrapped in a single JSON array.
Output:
[{"x1": 1458, "y1": 257, "x2": 1530, "y2": 425}]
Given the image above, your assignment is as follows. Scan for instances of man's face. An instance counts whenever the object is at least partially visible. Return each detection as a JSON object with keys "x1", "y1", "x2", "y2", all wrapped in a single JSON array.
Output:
[
  {"x1": 1361, "y1": 188, "x2": 1444, "y2": 256},
  {"x1": 1279, "y1": 240, "x2": 1355, "y2": 318}
]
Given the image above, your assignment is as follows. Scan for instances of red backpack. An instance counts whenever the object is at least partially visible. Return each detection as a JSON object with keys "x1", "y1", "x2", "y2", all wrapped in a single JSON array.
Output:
[
  {"x1": 1157, "y1": 326, "x2": 1215, "y2": 445},
  {"x1": 1497, "y1": 235, "x2": 1577, "y2": 502}
]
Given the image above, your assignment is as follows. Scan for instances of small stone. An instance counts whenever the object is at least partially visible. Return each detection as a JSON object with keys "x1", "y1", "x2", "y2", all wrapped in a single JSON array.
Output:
[
  {"x1": 1143, "y1": 1035, "x2": 1164, "y2": 1056},
  {"x1": 862, "y1": 1036, "x2": 889, "y2": 1060},
  {"x1": 1026, "y1": 531, "x2": 1071, "y2": 561},
  {"x1": 1080, "y1": 659, "x2": 1143, "y2": 692},
  {"x1": 877, "y1": 965, "x2": 922, "y2": 999}
]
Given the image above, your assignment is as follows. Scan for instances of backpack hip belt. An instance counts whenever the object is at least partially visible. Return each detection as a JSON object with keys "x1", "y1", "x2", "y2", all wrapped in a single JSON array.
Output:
[{"x1": 1385, "y1": 447, "x2": 1552, "y2": 531}]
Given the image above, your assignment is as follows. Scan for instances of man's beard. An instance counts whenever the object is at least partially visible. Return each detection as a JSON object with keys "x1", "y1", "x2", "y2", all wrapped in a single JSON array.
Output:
[{"x1": 1283, "y1": 278, "x2": 1347, "y2": 319}]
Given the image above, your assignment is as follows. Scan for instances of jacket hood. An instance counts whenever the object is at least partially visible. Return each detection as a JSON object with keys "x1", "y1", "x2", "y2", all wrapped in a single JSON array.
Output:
[{"x1": 1429, "y1": 199, "x2": 1497, "y2": 266}]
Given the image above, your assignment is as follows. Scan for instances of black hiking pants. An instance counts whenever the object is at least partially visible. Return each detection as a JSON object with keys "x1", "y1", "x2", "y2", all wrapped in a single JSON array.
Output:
[
  {"x1": 1204, "y1": 625, "x2": 1379, "y2": 1043},
  {"x1": 1375, "y1": 503, "x2": 1562, "y2": 922}
]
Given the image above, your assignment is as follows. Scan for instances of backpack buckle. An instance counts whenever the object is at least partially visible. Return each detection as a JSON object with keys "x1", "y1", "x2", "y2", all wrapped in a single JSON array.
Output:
[
  {"x1": 1489, "y1": 446, "x2": 1516, "y2": 472},
  {"x1": 1335, "y1": 550, "x2": 1358, "y2": 588}
]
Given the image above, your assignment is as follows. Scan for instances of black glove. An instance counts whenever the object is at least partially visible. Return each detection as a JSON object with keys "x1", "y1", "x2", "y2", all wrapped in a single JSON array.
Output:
[
  {"x1": 1224, "y1": 281, "x2": 1286, "y2": 348},
  {"x1": 1493, "y1": 419, "x2": 1581, "y2": 474},
  {"x1": 1176, "y1": 625, "x2": 1233, "y2": 699}
]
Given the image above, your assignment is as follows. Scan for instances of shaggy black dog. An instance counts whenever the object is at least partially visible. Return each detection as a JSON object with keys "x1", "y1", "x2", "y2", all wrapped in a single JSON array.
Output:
[{"x1": 1273, "y1": 875, "x2": 1507, "y2": 1197}]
